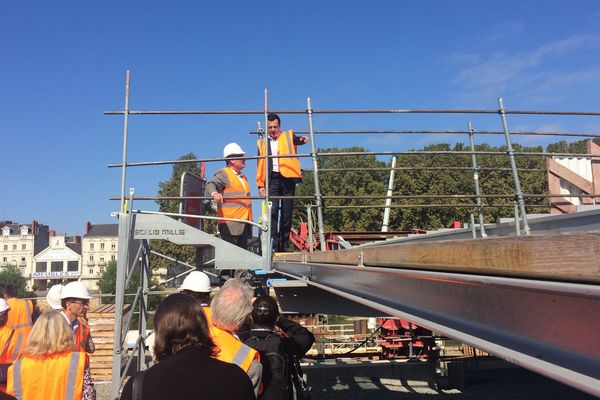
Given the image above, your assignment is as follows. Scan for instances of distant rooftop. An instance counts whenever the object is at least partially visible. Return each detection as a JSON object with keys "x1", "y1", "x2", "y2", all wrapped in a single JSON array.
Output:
[{"x1": 85, "y1": 223, "x2": 118, "y2": 237}]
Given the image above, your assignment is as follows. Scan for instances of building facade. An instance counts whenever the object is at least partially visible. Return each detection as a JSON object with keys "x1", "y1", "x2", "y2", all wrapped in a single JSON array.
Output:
[
  {"x1": 81, "y1": 222, "x2": 119, "y2": 290},
  {"x1": 0, "y1": 220, "x2": 50, "y2": 289},
  {"x1": 33, "y1": 235, "x2": 82, "y2": 290}
]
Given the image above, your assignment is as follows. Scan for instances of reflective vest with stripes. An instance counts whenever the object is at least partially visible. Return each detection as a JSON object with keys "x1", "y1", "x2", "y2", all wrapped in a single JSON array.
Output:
[
  {"x1": 6, "y1": 299, "x2": 33, "y2": 359},
  {"x1": 210, "y1": 325, "x2": 259, "y2": 372},
  {"x1": 217, "y1": 167, "x2": 252, "y2": 224},
  {"x1": 202, "y1": 306, "x2": 212, "y2": 327},
  {"x1": 7, "y1": 351, "x2": 87, "y2": 400},
  {"x1": 256, "y1": 130, "x2": 302, "y2": 188},
  {"x1": 0, "y1": 326, "x2": 17, "y2": 393},
  {"x1": 74, "y1": 318, "x2": 91, "y2": 353}
]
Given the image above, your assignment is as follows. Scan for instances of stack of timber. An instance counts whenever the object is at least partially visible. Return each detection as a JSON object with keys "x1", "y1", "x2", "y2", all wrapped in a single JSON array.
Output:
[{"x1": 87, "y1": 303, "x2": 131, "y2": 382}]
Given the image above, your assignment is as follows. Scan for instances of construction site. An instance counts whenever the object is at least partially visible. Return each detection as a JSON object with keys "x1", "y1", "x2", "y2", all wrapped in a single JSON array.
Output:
[{"x1": 89, "y1": 71, "x2": 600, "y2": 399}]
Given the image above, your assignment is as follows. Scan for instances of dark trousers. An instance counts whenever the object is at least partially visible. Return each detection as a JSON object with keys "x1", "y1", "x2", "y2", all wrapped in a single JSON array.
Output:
[
  {"x1": 219, "y1": 224, "x2": 250, "y2": 279},
  {"x1": 269, "y1": 172, "x2": 296, "y2": 251}
]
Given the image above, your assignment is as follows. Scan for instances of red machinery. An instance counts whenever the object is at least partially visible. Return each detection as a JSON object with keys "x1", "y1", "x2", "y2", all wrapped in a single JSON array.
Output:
[{"x1": 377, "y1": 318, "x2": 438, "y2": 360}]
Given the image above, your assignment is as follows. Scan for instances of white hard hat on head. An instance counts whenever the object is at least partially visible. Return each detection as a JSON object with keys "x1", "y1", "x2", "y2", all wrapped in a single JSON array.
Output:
[
  {"x1": 180, "y1": 271, "x2": 212, "y2": 293},
  {"x1": 60, "y1": 281, "x2": 91, "y2": 300},
  {"x1": 223, "y1": 143, "x2": 245, "y2": 158},
  {"x1": 0, "y1": 299, "x2": 9, "y2": 314},
  {"x1": 46, "y1": 284, "x2": 63, "y2": 310}
]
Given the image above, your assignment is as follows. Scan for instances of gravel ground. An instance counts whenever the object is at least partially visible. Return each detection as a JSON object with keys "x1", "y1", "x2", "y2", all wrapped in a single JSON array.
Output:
[{"x1": 94, "y1": 365, "x2": 595, "y2": 400}]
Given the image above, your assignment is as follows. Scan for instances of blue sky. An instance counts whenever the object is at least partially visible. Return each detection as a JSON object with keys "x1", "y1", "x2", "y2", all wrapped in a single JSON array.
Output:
[{"x1": 2, "y1": 1, "x2": 600, "y2": 234}]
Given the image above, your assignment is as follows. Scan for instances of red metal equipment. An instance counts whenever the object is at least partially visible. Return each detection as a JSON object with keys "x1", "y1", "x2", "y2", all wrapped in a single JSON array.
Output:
[{"x1": 377, "y1": 318, "x2": 438, "y2": 360}]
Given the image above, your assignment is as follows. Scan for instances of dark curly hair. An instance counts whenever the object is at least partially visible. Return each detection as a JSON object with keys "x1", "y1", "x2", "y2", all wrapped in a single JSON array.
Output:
[
  {"x1": 251, "y1": 295, "x2": 280, "y2": 329},
  {"x1": 153, "y1": 293, "x2": 216, "y2": 361}
]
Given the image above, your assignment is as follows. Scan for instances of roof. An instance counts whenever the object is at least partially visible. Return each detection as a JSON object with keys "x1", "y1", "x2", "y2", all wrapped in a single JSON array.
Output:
[
  {"x1": 1, "y1": 223, "x2": 31, "y2": 235},
  {"x1": 85, "y1": 224, "x2": 118, "y2": 237},
  {"x1": 66, "y1": 242, "x2": 82, "y2": 254}
]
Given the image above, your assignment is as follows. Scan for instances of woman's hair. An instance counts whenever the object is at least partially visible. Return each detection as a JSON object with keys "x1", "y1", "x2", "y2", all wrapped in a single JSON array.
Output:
[
  {"x1": 251, "y1": 295, "x2": 280, "y2": 329},
  {"x1": 153, "y1": 293, "x2": 216, "y2": 362},
  {"x1": 24, "y1": 310, "x2": 74, "y2": 357}
]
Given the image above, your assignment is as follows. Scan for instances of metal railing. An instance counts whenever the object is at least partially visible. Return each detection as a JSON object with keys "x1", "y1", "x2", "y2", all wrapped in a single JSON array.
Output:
[{"x1": 105, "y1": 70, "x2": 600, "y2": 398}]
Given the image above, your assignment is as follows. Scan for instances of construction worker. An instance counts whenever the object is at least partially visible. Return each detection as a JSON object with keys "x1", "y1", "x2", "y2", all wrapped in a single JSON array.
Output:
[
  {"x1": 2, "y1": 285, "x2": 33, "y2": 360},
  {"x1": 6, "y1": 310, "x2": 94, "y2": 400},
  {"x1": 60, "y1": 281, "x2": 95, "y2": 354},
  {"x1": 210, "y1": 279, "x2": 262, "y2": 397},
  {"x1": 180, "y1": 271, "x2": 213, "y2": 325},
  {"x1": 207, "y1": 142, "x2": 253, "y2": 248},
  {"x1": 257, "y1": 113, "x2": 308, "y2": 252}
]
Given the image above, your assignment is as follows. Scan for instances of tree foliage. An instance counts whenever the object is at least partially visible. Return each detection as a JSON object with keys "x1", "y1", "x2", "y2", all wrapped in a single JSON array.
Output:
[
  {"x1": 152, "y1": 153, "x2": 204, "y2": 272},
  {"x1": 0, "y1": 265, "x2": 32, "y2": 298},
  {"x1": 294, "y1": 140, "x2": 565, "y2": 232},
  {"x1": 98, "y1": 260, "x2": 161, "y2": 308}
]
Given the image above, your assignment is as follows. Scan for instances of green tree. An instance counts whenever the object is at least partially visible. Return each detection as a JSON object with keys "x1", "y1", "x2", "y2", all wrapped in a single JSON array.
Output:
[
  {"x1": 98, "y1": 260, "x2": 161, "y2": 308},
  {"x1": 151, "y1": 153, "x2": 205, "y2": 272},
  {"x1": 0, "y1": 265, "x2": 32, "y2": 298}
]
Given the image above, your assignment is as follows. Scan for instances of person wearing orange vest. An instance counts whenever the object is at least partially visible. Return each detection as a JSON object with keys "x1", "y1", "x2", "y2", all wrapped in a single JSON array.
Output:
[
  {"x1": 2, "y1": 285, "x2": 33, "y2": 361},
  {"x1": 207, "y1": 142, "x2": 253, "y2": 249},
  {"x1": 257, "y1": 113, "x2": 308, "y2": 252},
  {"x1": 7, "y1": 310, "x2": 94, "y2": 400},
  {"x1": 59, "y1": 281, "x2": 95, "y2": 354},
  {"x1": 210, "y1": 279, "x2": 262, "y2": 397},
  {"x1": 0, "y1": 299, "x2": 18, "y2": 393}
]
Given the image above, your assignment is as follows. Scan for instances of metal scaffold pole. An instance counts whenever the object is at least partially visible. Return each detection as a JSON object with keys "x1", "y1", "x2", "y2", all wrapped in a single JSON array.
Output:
[
  {"x1": 120, "y1": 70, "x2": 131, "y2": 212},
  {"x1": 382, "y1": 155, "x2": 397, "y2": 232},
  {"x1": 263, "y1": 89, "x2": 273, "y2": 268},
  {"x1": 468, "y1": 122, "x2": 487, "y2": 238},
  {"x1": 498, "y1": 98, "x2": 530, "y2": 235},
  {"x1": 306, "y1": 97, "x2": 326, "y2": 251}
]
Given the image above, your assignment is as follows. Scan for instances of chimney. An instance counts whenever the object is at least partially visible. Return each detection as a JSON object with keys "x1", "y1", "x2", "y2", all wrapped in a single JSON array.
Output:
[
  {"x1": 70, "y1": 235, "x2": 81, "y2": 244},
  {"x1": 49, "y1": 230, "x2": 56, "y2": 238},
  {"x1": 85, "y1": 221, "x2": 92, "y2": 235}
]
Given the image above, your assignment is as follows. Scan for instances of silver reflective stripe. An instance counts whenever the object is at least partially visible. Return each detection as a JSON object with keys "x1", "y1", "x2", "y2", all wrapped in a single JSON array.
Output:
[
  {"x1": 221, "y1": 203, "x2": 250, "y2": 208},
  {"x1": 11, "y1": 332, "x2": 23, "y2": 360},
  {"x1": 65, "y1": 352, "x2": 81, "y2": 400},
  {"x1": 25, "y1": 301, "x2": 32, "y2": 325},
  {"x1": 232, "y1": 344, "x2": 252, "y2": 367},
  {"x1": 223, "y1": 191, "x2": 246, "y2": 197},
  {"x1": 283, "y1": 130, "x2": 294, "y2": 156},
  {"x1": 13, "y1": 358, "x2": 23, "y2": 399}
]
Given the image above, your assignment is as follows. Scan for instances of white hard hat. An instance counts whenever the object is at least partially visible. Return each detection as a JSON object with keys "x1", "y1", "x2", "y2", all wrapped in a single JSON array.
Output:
[
  {"x1": 180, "y1": 271, "x2": 212, "y2": 293},
  {"x1": 223, "y1": 143, "x2": 245, "y2": 158},
  {"x1": 0, "y1": 299, "x2": 9, "y2": 314},
  {"x1": 46, "y1": 284, "x2": 63, "y2": 310},
  {"x1": 60, "y1": 281, "x2": 91, "y2": 300}
]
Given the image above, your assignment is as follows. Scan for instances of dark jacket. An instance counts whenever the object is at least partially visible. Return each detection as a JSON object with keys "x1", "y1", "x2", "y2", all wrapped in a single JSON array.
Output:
[
  {"x1": 120, "y1": 346, "x2": 255, "y2": 400},
  {"x1": 243, "y1": 318, "x2": 315, "y2": 400}
]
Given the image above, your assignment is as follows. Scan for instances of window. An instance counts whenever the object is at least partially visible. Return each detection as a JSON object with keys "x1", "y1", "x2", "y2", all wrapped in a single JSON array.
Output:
[
  {"x1": 99, "y1": 267, "x2": 105, "y2": 274},
  {"x1": 67, "y1": 261, "x2": 78, "y2": 272},
  {"x1": 89, "y1": 255, "x2": 94, "y2": 261},
  {"x1": 100, "y1": 257, "x2": 104, "y2": 263},
  {"x1": 100, "y1": 243, "x2": 105, "y2": 250},
  {"x1": 22, "y1": 244, "x2": 26, "y2": 250},
  {"x1": 111, "y1": 243, "x2": 116, "y2": 251},
  {"x1": 20, "y1": 257, "x2": 25, "y2": 263},
  {"x1": 2, "y1": 257, "x2": 6, "y2": 262},
  {"x1": 3, "y1": 245, "x2": 6, "y2": 251},
  {"x1": 88, "y1": 268, "x2": 94, "y2": 275},
  {"x1": 111, "y1": 254, "x2": 116, "y2": 261},
  {"x1": 90, "y1": 243, "x2": 94, "y2": 251},
  {"x1": 12, "y1": 245, "x2": 16, "y2": 251},
  {"x1": 50, "y1": 261, "x2": 62, "y2": 272}
]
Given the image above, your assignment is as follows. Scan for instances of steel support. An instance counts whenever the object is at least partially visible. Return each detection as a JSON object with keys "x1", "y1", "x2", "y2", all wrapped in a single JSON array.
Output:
[
  {"x1": 273, "y1": 261, "x2": 600, "y2": 397},
  {"x1": 306, "y1": 97, "x2": 326, "y2": 250},
  {"x1": 382, "y1": 155, "x2": 397, "y2": 232},
  {"x1": 498, "y1": 98, "x2": 530, "y2": 235},
  {"x1": 468, "y1": 122, "x2": 487, "y2": 238},
  {"x1": 119, "y1": 71, "x2": 131, "y2": 212}
]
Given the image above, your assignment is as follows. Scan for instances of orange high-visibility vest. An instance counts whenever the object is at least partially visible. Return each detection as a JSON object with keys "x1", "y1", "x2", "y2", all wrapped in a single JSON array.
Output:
[
  {"x1": 74, "y1": 318, "x2": 91, "y2": 353},
  {"x1": 218, "y1": 167, "x2": 252, "y2": 224},
  {"x1": 6, "y1": 298, "x2": 33, "y2": 359},
  {"x1": 0, "y1": 326, "x2": 17, "y2": 363},
  {"x1": 7, "y1": 351, "x2": 87, "y2": 400},
  {"x1": 256, "y1": 130, "x2": 302, "y2": 188},
  {"x1": 210, "y1": 325, "x2": 259, "y2": 372},
  {"x1": 202, "y1": 306, "x2": 212, "y2": 327}
]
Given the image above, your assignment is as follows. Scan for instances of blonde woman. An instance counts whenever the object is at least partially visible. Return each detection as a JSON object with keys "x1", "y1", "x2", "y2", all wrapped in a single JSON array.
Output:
[{"x1": 6, "y1": 311, "x2": 95, "y2": 400}]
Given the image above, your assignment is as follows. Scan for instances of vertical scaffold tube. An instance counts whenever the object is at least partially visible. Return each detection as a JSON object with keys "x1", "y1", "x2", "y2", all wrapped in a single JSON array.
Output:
[
  {"x1": 120, "y1": 71, "x2": 131, "y2": 212},
  {"x1": 498, "y1": 98, "x2": 530, "y2": 235},
  {"x1": 382, "y1": 155, "x2": 397, "y2": 232},
  {"x1": 264, "y1": 89, "x2": 273, "y2": 269},
  {"x1": 306, "y1": 97, "x2": 327, "y2": 251},
  {"x1": 468, "y1": 122, "x2": 487, "y2": 238}
]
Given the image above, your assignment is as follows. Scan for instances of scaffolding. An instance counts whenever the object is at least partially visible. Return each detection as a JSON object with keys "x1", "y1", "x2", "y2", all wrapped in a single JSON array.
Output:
[{"x1": 105, "y1": 70, "x2": 600, "y2": 399}]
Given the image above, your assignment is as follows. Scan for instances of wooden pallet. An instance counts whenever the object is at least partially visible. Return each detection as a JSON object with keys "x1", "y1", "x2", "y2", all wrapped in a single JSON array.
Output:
[{"x1": 87, "y1": 304, "x2": 131, "y2": 382}]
